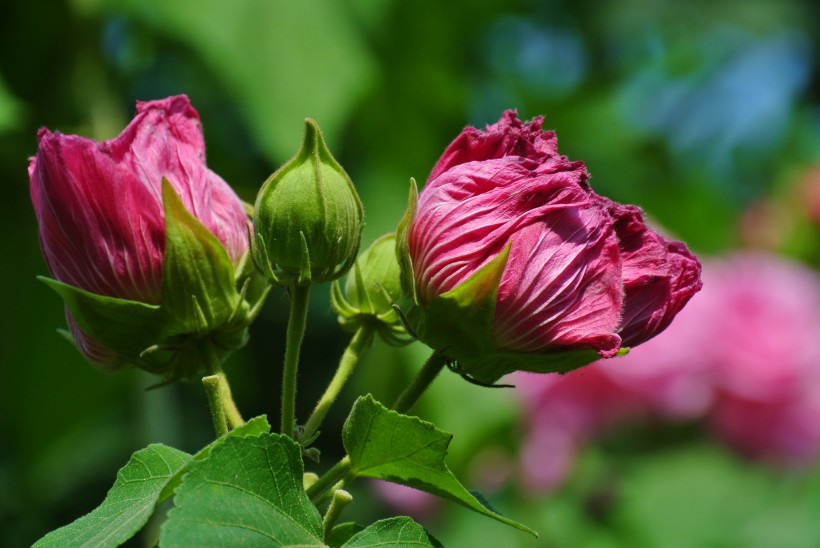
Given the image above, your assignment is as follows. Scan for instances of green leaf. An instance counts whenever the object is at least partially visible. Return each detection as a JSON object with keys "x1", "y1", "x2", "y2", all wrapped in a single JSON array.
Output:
[
  {"x1": 160, "y1": 415, "x2": 270, "y2": 501},
  {"x1": 159, "y1": 433, "x2": 324, "y2": 547},
  {"x1": 33, "y1": 416, "x2": 270, "y2": 548},
  {"x1": 38, "y1": 276, "x2": 163, "y2": 365},
  {"x1": 161, "y1": 179, "x2": 240, "y2": 336},
  {"x1": 341, "y1": 517, "x2": 443, "y2": 547},
  {"x1": 34, "y1": 444, "x2": 191, "y2": 548},
  {"x1": 343, "y1": 395, "x2": 536, "y2": 537}
]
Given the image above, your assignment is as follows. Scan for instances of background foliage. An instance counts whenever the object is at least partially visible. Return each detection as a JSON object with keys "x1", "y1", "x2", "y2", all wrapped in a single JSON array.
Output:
[{"x1": 2, "y1": 0, "x2": 820, "y2": 546}]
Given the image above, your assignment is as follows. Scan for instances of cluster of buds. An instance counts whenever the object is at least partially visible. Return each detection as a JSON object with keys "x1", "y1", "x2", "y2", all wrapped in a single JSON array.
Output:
[{"x1": 30, "y1": 99, "x2": 701, "y2": 391}]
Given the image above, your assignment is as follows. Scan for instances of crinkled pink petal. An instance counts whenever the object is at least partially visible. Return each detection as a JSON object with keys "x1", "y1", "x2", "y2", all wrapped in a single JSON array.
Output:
[
  {"x1": 493, "y1": 212, "x2": 623, "y2": 356},
  {"x1": 429, "y1": 110, "x2": 561, "y2": 181},
  {"x1": 410, "y1": 157, "x2": 590, "y2": 302},
  {"x1": 596, "y1": 197, "x2": 703, "y2": 347},
  {"x1": 412, "y1": 148, "x2": 624, "y2": 356}
]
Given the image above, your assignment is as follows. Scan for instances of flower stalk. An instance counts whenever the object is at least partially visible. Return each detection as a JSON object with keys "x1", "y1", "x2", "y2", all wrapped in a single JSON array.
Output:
[
  {"x1": 392, "y1": 351, "x2": 449, "y2": 414},
  {"x1": 282, "y1": 285, "x2": 311, "y2": 438},
  {"x1": 201, "y1": 375, "x2": 228, "y2": 437},
  {"x1": 301, "y1": 325, "x2": 375, "y2": 443},
  {"x1": 204, "y1": 342, "x2": 245, "y2": 429}
]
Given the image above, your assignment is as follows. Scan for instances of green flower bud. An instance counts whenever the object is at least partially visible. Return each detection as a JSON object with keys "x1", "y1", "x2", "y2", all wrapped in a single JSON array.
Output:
[
  {"x1": 331, "y1": 233, "x2": 413, "y2": 346},
  {"x1": 252, "y1": 119, "x2": 364, "y2": 286}
]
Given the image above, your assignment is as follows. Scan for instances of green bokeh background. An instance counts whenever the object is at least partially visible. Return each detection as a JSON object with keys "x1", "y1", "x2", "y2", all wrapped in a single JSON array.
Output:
[{"x1": 2, "y1": 0, "x2": 820, "y2": 546}]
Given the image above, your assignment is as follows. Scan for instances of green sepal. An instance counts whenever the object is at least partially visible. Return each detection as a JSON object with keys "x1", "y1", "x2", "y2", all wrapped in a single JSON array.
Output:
[
  {"x1": 333, "y1": 233, "x2": 414, "y2": 346},
  {"x1": 38, "y1": 276, "x2": 164, "y2": 368},
  {"x1": 41, "y1": 181, "x2": 269, "y2": 379},
  {"x1": 297, "y1": 230, "x2": 312, "y2": 286},
  {"x1": 161, "y1": 178, "x2": 241, "y2": 336},
  {"x1": 395, "y1": 178, "x2": 419, "y2": 305},
  {"x1": 415, "y1": 244, "x2": 510, "y2": 368},
  {"x1": 412, "y1": 242, "x2": 611, "y2": 383},
  {"x1": 331, "y1": 279, "x2": 358, "y2": 323},
  {"x1": 467, "y1": 348, "x2": 605, "y2": 384},
  {"x1": 250, "y1": 230, "x2": 281, "y2": 284},
  {"x1": 234, "y1": 249, "x2": 273, "y2": 324}
]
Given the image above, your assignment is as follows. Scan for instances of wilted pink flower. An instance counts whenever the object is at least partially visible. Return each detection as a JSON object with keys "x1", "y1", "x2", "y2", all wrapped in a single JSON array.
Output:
[
  {"x1": 407, "y1": 111, "x2": 701, "y2": 375},
  {"x1": 29, "y1": 95, "x2": 248, "y2": 365}
]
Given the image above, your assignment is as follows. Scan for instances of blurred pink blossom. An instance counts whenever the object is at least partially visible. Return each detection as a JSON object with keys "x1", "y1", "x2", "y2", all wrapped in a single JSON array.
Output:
[
  {"x1": 516, "y1": 252, "x2": 820, "y2": 491},
  {"x1": 369, "y1": 481, "x2": 440, "y2": 520}
]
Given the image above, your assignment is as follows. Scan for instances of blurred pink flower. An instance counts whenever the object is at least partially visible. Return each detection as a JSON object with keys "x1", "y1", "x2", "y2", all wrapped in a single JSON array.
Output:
[
  {"x1": 369, "y1": 481, "x2": 440, "y2": 520},
  {"x1": 706, "y1": 254, "x2": 820, "y2": 401},
  {"x1": 516, "y1": 367, "x2": 644, "y2": 492},
  {"x1": 705, "y1": 254, "x2": 820, "y2": 463},
  {"x1": 516, "y1": 252, "x2": 820, "y2": 491}
]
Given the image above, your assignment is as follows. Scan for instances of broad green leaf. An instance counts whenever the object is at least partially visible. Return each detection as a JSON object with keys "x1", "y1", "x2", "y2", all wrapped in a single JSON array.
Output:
[
  {"x1": 344, "y1": 395, "x2": 536, "y2": 537},
  {"x1": 160, "y1": 414, "x2": 270, "y2": 501},
  {"x1": 159, "y1": 433, "x2": 324, "y2": 547},
  {"x1": 34, "y1": 416, "x2": 269, "y2": 548},
  {"x1": 341, "y1": 517, "x2": 442, "y2": 547},
  {"x1": 34, "y1": 444, "x2": 191, "y2": 548}
]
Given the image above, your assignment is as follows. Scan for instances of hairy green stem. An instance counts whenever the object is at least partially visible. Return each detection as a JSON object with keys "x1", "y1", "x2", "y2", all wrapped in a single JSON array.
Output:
[
  {"x1": 391, "y1": 350, "x2": 449, "y2": 414},
  {"x1": 307, "y1": 456, "x2": 352, "y2": 502},
  {"x1": 201, "y1": 375, "x2": 228, "y2": 437},
  {"x1": 301, "y1": 326, "x2": 374, "y2": 443},
  {"x1": 281, "y1": 284, "x2": 311, "y2": 438}
]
